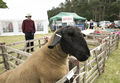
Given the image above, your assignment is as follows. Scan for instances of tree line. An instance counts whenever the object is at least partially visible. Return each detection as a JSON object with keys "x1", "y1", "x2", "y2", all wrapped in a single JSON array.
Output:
[
  {"x1": 47, "y1": 0, "x2": 120, "y2": 22},
  {"x1": 0, "y1": 0, "x2": 8, "y2": 8}
]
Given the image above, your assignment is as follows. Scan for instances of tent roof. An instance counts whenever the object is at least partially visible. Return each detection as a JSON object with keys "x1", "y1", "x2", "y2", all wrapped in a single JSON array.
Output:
[
  {"x1": 0, "y1": 8, "x2": 48, "y2": 20},
  {"x1": 49, "y1": 12, "x2": 87, "y2": 23}
]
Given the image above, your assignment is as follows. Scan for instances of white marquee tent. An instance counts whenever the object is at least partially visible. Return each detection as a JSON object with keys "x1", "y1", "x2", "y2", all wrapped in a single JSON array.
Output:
[{"x1": 0, "y1": 8, "x2": 48, "y2": 36}]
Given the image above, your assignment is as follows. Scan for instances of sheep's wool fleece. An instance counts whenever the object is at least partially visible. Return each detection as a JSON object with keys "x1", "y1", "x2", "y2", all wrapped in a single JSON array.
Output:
[{"x1": 0, "y1": 33, "x2": 69, "y2": 83}]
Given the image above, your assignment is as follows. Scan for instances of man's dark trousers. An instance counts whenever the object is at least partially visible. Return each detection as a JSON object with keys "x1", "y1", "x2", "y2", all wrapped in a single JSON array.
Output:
[{"x1": 25, "y1": 33, "x2": 34, "y2": 52}]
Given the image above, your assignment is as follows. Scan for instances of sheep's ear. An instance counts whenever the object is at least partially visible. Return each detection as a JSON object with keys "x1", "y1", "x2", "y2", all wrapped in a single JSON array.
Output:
[{"x1": 48, "y1": 33, "x2": 62, "y2": 49}]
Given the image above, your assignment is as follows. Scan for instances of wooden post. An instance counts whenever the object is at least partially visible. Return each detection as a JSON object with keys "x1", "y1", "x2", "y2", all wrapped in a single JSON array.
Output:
[
  {"x1": 69, "y1": 56, "x2": 80, "y2": 83},
  {"x1": 0, "y1": 42, "x2": 10, "y2": 71},
  {"x1": 23, "y1": 40, "x2": 31, "y2": 52},
  {"x1": 83, "y1": 61, "x2": 87, "y2": 83},
  {"x1": 38, "y1": 40, "x2": 41, "y2": 48},
  {"x1": 15, "y1": 53, "x2": 20, "y2": 65},
  {"x1": 108, "y1": 35, "x2": 111, "y2": 57},
  {"x1": 78, "y1": 62, "x2": 81, "y2": 83},
  {"x1": 102, "y1": 42, "x2": 107, "y2": 73},
  {"x1": 115, "y1": 35, "x2": 117, "y2": 50},
  {"x1": 116, "y1": 34, "x2": 119, "y2": 49},
  {"x1": 23, "y1": 43, "x2": 27, "y2": 51},
  {"x1": 95, "y1": 49, "x2": 101, "y2": 76}
]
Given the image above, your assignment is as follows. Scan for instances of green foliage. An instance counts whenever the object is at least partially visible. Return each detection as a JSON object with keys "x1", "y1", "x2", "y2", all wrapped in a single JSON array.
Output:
[
  {"x1": 47, "y1": 0, "x2": 120, "y2": 22},
  {"x1": 0, "y1": 0, "x2": 8, "y2": 8}
]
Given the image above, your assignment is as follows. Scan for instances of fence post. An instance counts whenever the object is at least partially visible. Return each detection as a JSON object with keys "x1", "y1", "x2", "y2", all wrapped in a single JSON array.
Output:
[
  {"x1": 108, "y1": 35, "x2": 111, "y2": 57},
  {"x1": 83, "y1": 61, "x2": 87, "y2": 83},
  {"x1": 116, "y1": 34, "x2": 119, "y2": 49},
  {"x1": 95, "y1": 49, "x2": 101, "y2": 76},
  {"x1": 69, "y1": 56, "x2": 80, "y2": 83},
  {"x1": 38, "y1": 40, "x2": 41, "y2": 48},
  {"x1": 78, "y1": 62, "x2": 81, "y2": 83},
  {"x1": 23, "y1": 42, "x2": 27, "y2": 51},
  {"x1": 0, "y1": 42, "x2": 10, "y2": 71},
  {"x1": 102, "y1": 42, "x2": 107, "y2": 73},
  {"x1": 15, "y1": 53, "x2": 20, "y2": 65}
]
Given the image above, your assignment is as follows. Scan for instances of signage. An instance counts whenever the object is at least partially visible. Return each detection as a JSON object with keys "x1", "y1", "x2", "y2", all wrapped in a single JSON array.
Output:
[{"x1": 62, "y1": 16, "x2": 73, "y2": 23}]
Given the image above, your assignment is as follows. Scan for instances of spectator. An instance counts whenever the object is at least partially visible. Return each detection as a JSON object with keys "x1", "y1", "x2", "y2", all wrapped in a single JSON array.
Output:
[
  {"x1": 22, "y1": 13, "x2": 36, "y2": 53},
  {"x1": 84, "y1": 20, "x2": 88, "y2": 30},
  {"x1": 89, "y1": 19, "x2": 94, "y2": 29},
  {"x1": 54, "y1": 24, "x2": 56, "y2": 31}
]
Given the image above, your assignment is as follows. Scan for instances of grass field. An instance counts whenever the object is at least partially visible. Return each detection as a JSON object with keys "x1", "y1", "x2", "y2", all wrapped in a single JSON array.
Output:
[
  {"x1": 94, "y1": 41, "x2": 120, "y2": 83},
  {"x1": 0, "y1": 34, "x2": 120, "y2": 83}
]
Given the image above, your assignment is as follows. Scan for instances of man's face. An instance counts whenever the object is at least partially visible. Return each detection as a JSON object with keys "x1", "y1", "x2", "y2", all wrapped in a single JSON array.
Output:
[{"x1": 27, "y1": 16, "x2": 31, "y2": 20}]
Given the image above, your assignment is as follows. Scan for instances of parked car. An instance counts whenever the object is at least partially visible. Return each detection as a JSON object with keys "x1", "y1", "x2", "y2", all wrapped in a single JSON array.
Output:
[
  {"x1": 99, "y1": 21, "x2": 110, "y2": 27},
  {"x1": 105, "y1": 22, "x2": 111, "y2": 28},
  {"x1": 96, "y1": 22, "x2": 100, "y2": 27},
  {"x1": 114, "y1": 20, "x2": 120, "y2": 28},
  {"x1": 99, "y1": 23, "x2": 104, "y2": 27},
  {"x1": 108, "y1": 22, "x2": 115, "y2": 28},
  {"x1": 114, "y1": 25, "x2": 120, "y2": 28}
]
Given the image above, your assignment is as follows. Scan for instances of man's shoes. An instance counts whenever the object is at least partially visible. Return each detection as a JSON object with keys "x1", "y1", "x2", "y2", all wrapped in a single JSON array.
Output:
[{"x1": 26, "y1": 49, "x2": 29, "y2": 53}]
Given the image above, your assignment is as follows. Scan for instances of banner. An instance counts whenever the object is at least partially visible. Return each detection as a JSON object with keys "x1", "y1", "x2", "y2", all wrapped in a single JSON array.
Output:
[{"x1": 62, "y1": 16, "x2": 73, "y2": 23}]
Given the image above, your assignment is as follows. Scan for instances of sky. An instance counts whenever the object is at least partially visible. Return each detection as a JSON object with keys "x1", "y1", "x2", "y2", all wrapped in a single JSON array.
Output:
[{"x1": 3, "y1": 0, "x2": 65, "y2": 11}]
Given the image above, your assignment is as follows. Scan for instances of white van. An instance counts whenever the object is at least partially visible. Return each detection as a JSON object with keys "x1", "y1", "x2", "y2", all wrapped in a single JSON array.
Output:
[
  {"x1": 114, "y1": 20, "x2": 120, "y2": 28},
  {"x1": 99, "y1": 21, "x2": 110, "y2": 27}
]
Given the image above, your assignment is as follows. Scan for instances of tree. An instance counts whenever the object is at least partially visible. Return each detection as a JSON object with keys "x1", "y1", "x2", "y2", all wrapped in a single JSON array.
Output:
[
  {"x1": 47, "y1": 0, "x2": 119, "y2": 22},
  {"x1": 110, "y1": 14, "x2": 120, "y2": 20},
  {"x1": 0, "y1": 0, "x2": 8, "y2": 8},
  {"x1": 64, "y1": 0, "x2": 72, "y2": 12},
  {"x1": 59, "y1": 2, "x2": 65, "y2": 11},
  {"x1": 111, "y1": 0, "x2": 120, "y2": 17}
]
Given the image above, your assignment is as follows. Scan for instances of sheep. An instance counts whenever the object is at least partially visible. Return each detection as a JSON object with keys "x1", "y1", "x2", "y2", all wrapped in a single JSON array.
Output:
[
  {"x1": 0, "y1": 26, "x2": 90, "y2": 83},
  {"x1": 0, "y1": 69, "x2": 13, "y2": 83}
]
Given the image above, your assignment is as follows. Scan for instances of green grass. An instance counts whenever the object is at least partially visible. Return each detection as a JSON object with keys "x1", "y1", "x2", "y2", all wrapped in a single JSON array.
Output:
[
  {"x1": 0, "y1": 33, "x2": 53, "y2": 45},
  {"x1": 94, "y1": 41, "x2": 120, "y2": 83}
]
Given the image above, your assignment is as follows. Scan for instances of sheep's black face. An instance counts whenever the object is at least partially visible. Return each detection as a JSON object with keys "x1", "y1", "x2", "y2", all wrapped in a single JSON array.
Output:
[{"x1": 48, "y1": 26, "x2": 90, "y2": 62}]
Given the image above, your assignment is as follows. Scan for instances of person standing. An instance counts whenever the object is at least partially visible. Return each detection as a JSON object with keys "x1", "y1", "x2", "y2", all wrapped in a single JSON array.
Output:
[
  {"x1": 54, "y1": 24, "x2": 56, "y2": 31},
  {"x1": 22, "y1": 13, "x2": 36, "y2": 53},
  {"x1": 84, "y1": 20, "x2": 88, "y2": 30},
  {"x1": 89, "y1": 19, "x2": 94, "y2": 29}
]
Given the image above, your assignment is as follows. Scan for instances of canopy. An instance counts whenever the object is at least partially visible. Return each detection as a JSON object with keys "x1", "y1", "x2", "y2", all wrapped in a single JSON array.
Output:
[{"x1": 49, "y1": 12, "x2": 87, "y2": 23}]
